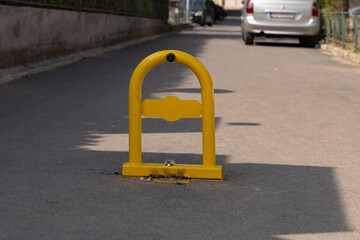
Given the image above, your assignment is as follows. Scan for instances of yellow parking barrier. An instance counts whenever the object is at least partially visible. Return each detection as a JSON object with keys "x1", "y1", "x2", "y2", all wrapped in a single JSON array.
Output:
[{"x1": 122, "y1": 50, "x2": 223, "y2": 180}]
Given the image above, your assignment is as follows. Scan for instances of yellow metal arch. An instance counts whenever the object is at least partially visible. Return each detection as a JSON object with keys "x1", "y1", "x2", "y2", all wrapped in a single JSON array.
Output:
[{"x1": 122, "y1": 50, "x2": 223, "y2": 180}]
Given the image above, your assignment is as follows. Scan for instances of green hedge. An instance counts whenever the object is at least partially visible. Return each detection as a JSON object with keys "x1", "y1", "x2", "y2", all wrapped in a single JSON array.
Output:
[
  {"x1": 0, "y1": 0, "x2": 169, "y2": 21},
  {"x1": 319, "y1": 0, "x2": 347, "y2": 13}
]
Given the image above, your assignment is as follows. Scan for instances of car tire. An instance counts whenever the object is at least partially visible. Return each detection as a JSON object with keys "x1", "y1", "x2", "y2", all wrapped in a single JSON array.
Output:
[
  {"x1": 208, "y1": 23, "x2": 213, "y2": 26},
  {"x1": 299, "y1": 36, "x2": 318, "y2": 48},
  {"x1": 244, "y1": 32, "x2": 254, "y2": 45}
]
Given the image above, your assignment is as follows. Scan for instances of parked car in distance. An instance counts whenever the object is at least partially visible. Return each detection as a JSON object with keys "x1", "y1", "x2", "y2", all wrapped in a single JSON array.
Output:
[
  {"x1": 191, "y1": 0, "x2": 215, "y2": 26},
  {"x1": 214, "y1": 3, "x2": 227, "y2": 21},
  {"x1": 241, "y1": 0, "x2": 321, "y2": 47}
]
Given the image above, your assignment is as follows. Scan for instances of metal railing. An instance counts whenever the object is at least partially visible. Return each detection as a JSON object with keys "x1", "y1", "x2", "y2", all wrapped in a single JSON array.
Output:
[
  {"x1": 325, "y1": 11, "x2": 359, "y2": 53},
  {"x1": 0, "y1": 0, "x2": 169, "y2": 20}
]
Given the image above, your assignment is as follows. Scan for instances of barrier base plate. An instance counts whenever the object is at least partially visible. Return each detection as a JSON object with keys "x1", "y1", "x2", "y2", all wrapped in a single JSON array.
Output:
[{"x1": 122, "y1": 162, "x2": 223, "y2": 180}]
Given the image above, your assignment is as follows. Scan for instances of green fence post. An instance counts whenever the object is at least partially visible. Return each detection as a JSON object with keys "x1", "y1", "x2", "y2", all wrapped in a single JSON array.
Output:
[
  {"x1": 355, "y1": 13, "x2": 359, "y2": 53},
  {"x1": 335, "y1": 13, "x2": 339, "y2": 44},
  {"x1": 341, "y1": 12, "x2": 346, "y2": 49},
  {"x1": 325, "y1": 12, "x2": 330, "y2": 43},
  {"x1": 333, "y1": 13, "x2": 336, "y2": 43}
]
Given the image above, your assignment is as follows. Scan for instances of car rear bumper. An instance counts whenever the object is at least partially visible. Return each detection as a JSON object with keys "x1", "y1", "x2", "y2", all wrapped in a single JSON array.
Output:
[{"x1": 244, "y1": 16, "x2": 320, "y2": 36}]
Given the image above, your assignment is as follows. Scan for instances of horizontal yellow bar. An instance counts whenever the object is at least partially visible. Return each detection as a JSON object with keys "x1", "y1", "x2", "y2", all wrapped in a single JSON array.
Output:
[
  {"x1": 142, "y1": 96, "x2": 202, "y2": 122},
  {"x1": 122, "y1": 162, "x2": 223, "y2": 180}
]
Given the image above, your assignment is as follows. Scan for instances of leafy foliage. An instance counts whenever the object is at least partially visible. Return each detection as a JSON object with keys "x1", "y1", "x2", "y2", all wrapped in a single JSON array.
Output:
[{"x1": 319, "y1": 0, "x2": 346, "y2": 13}]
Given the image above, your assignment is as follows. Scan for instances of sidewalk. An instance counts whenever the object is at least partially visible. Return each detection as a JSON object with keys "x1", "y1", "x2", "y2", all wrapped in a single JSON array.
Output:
[{"x1": 321, "y1": 44, "x2": 360, "y2": 64}]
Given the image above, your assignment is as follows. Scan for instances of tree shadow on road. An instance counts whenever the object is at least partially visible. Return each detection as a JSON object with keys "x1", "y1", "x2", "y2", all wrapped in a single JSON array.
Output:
[{"x1": 0, "y1": 14, "x2": 350, "y2": 239}]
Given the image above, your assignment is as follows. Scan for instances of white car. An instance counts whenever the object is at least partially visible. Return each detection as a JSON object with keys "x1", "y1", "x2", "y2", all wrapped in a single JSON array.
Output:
[{"x1": 241, "y1": 0, "x2": 321, "y2": 47}]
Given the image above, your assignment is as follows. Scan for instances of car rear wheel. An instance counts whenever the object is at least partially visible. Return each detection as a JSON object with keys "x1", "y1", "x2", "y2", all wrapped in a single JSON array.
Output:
[
  {"x1": 299, "y1": 36, "x2": 318, "y2": 48},
  {"x1": 244, "y1": 32, "x2": 254, "y2": 45}
]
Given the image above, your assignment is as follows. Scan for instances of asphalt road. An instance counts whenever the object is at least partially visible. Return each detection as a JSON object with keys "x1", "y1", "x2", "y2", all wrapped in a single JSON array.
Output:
[{"x1": 1, "y1": 15, "x2": 360, "y2": 240}]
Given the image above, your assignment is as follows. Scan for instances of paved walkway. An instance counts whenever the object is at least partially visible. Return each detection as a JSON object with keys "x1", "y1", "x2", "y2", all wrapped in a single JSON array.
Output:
[{"x1": 1, "y1": 15, "x2": 360, "y2": 240}]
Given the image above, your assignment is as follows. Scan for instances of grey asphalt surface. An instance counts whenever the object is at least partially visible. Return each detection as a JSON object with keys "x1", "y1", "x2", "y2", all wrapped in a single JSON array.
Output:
[{"x1": 1, "y1": 15, "x2": 360, "y2": 240}]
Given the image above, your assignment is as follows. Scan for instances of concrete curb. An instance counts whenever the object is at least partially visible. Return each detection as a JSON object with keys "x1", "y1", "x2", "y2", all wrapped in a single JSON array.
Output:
[
  {"x1": 0, "y1": 32, "x2": 175, "y2": 86},
  {"x1": 321, "y1": 44, "x2": 360, "y2": 65}
]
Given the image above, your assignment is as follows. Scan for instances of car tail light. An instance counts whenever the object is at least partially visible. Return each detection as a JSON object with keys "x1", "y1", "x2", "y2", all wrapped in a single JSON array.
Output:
[
  {"x1": 246, "y1": 0, "x2": 254, "y2": 14},
  {"x1": 312, "y1": 2, "x2": 319, "y2": 17}
]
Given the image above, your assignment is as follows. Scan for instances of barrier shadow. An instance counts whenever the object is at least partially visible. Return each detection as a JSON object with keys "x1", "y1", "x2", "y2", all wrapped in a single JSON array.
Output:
[
  {"x1": 93, "y1": 152, "x2": 350, "y2": 240},
  {"x1": 219, "y1": 163, "x2": 349, "y2": 239}
]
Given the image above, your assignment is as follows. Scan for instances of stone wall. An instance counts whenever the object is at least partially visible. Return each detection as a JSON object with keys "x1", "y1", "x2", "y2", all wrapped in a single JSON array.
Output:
[{"x1": 0, "y1": 5, "x2": 169, "y2": 68}]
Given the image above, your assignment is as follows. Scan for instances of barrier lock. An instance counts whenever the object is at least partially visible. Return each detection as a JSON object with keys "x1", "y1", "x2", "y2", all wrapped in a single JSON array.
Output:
[{"x1": 122, "y1": 50, "x2": 223, "y2": 180}]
